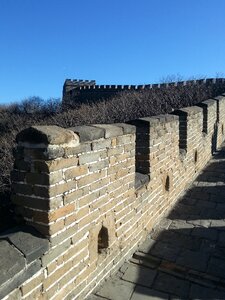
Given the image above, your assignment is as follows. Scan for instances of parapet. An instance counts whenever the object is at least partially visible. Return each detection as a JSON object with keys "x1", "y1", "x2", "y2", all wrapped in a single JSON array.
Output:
[
  {"x1": 2, "y1": 94, "x2": 225, "y2": 299},
  {"x1": 62, "y1": 77, "x2": 225, "y2": 105}
]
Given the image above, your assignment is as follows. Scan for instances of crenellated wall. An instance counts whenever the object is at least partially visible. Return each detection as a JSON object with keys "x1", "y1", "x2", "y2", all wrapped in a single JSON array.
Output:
[
  {"x1": 1, "y1": 94, "x2": 225, "y2": 299},
  {"x1": 62, "y1": 78, "x2": 225, "y2": 105}
]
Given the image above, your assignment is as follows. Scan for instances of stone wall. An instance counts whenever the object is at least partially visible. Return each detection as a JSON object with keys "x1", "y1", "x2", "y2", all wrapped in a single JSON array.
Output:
[
  {"x1": 1, "y1": 94, "x2": 225, "y2": 299},
  {"x1": 62, "y1": 78, "x2": 225, "y2": 105}
]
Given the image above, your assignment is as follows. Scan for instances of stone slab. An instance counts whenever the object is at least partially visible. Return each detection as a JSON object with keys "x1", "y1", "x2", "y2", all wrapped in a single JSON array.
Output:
[
  {"x1": 122, "y1": 263, "x2": 157, "y2": 288},
  {"x1": 152, "y1": 272, "x2": 190, "y2": 298},
  {"x1": 131, "y1": 286, "x2": 168, "y2": 300},
  {"x1": 8, "y1": 226, "x2": 49, "y2": 263},
  {"x1": 93, "y1": 124, "x2": 124, "y2": 138},
  {"x1": 0, "y1": 239, "x2": 25, "y2": 286},
  {"x1": 69, "y1": 125, "x2": 105, "y2": 142},
  {"x1": 0, "y1": 260, "x2": 41, "y2": 299},
  {"x1": 96, "y1": 278, "x2": 135, "y2": 300}
]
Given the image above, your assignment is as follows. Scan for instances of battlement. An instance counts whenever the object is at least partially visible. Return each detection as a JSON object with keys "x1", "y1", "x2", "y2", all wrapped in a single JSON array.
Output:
[
  {"x1": 62, "y1": 77, "x2": 225, "y2": 105},
  {"x1": 2, "y1": 94, "x2": 225, "y2": 299}
]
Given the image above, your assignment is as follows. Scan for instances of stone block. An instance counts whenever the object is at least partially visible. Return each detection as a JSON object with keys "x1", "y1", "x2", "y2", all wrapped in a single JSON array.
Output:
[
  {"x1": 114, "y1": 123, "x2": 136, "y2": 134},
  {"x1": 0, "y1": 240, "x2": 25, "y2": 286},
  {"x1": 16, "y1": 125, "x2": 79, "y2": 146},
  {"x1": 0, "y1": 260, "x2": 41, "y2": 299},
  {"x1": 93, "y1": 124, "x2": 123, "y2": 138},
  {"x1": 69, "y1": 125, "x2": 105, "y2": 142},
  {"x1": 8, "y1": 226, "x2": 49, "y2": 263}
]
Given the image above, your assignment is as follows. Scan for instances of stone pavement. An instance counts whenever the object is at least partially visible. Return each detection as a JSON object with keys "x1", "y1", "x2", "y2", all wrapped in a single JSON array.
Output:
[{"x1": 87, "y1": 146, "x2": 225, "y2": 300}]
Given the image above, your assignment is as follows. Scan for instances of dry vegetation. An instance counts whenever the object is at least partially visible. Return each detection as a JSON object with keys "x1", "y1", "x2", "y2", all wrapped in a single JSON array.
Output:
[{"x1": 1, "y1": 82, "x2": 225, "y2": 231}]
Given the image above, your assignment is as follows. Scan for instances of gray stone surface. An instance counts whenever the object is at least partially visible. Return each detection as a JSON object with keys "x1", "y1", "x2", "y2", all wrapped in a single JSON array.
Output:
[
  {"x1": 93, "y1": 124, "x2": 123, "y2": 138},
  {"x1": 96, "y1": 278, "x2": 135, "y2": 300},
  {"x1": 122, "y1": 263, "x2": 157, "y2": 288},
  {"x1": 0, "y1": 225, "x2": 47, "y2": 299},
  {"x1": 0, "y1": 239, "x2": 25, "y2": 286},
  {"x1": 0, "y1": 260, "x2": 41, "y2": 299},
  {"x1": 131, "y1": 286, "x2": 168, "y2": 300},
  {"x1": 16, "y1": 125, "x2": 79, "y2": 145},
  {"x1": 115, "y1": 123, "x2": 136, "y2": 134},
  {"x1": 135, "y1": 173, "x2": 150, "y2": 189},
  {"x1": 69, "y1": 125, "x2": 105, "y2": 142},
  {"x1": 152, "y1": 272, "x2": 190, "y2": 298},
  {"x1": 189, "y1": 283, "x2": 225, "y2": 299},
  {"x1": 8, "y1": 226, "x2": 49, "y2": 263}
]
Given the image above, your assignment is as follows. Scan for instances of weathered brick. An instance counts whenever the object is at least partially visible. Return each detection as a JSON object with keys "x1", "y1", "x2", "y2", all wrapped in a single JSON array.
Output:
[
  {"x1": 21, "y1": 272, "x2": 44, "y2": 296},
  {"x1": 11, "y1": 170, "x2": 26, "y2": 182},
  {"x1": 64, "y1": 143, "x2": 92, "y2": 156},
  {"x1": 64, "y1": 165, "x2": 88, "y2": 180},
  {"x1": 12, "y1": 183, "x2": 33, "y2": 195},
  {"x1": 49, "y1": 223, "x2": 79, "y2": 246},
  {"x1": 77, "y1": 170, "x2": 106, "y2": 188},
  {"x1": 41, "y1": 239, "x2": 71, "y2": 267},
  {"x1": 49, "y1": 203, "x2": 76, "y2": 222},
  {"x1": 33, "y1": 180, "x2": 77, "y2": 198},
  {"x1": 91, "y1": 139, "x2": 111, "y2": 151},
  {"x1": 26, "y1": 170, "x2": 63, "y2": 185},
  {"x1": 79, "y1": 151, "x2": 107, "y2": 164},
  {"x1": 63, "y1": 189, "x2": 83, "y2": 204},
  {"x1": 89, "y1": 159, "x2": 109, "y2": 172}
]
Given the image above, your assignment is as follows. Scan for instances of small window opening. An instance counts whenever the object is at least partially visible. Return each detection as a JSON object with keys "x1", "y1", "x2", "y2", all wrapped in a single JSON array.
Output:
[
  {"x1": 165, "y1": 176, "x2": 170, "y2": 192},
  {"x1": 194, "y1": 150, "x2": 198, "y2": 163},
  {"x1": 222, "y1": 124, "x2": 224, "y2": 135},
  {"x1": 98, "y1": 226, "x2": 109, "y2": 254}
]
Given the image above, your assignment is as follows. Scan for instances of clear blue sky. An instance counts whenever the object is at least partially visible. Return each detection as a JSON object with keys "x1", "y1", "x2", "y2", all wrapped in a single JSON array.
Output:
[{"x1": 0, "y1": 0, "x2": 225, "y2": 104}]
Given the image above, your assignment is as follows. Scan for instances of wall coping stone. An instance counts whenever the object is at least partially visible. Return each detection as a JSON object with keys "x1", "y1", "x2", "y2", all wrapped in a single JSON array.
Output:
[
  {"x1": 69, "y1": 125, "x2": 105, "y2": 142},
  {"x1": 16, "y1": 125, "x2": 79, "y2": 146},
  {"x1": 0, "y1": 225, "x2": 49, "y2": 298},
  {"x1": 128, "y1": 114, "x2": 179, "y2": 128},
  {"x1": 92, "y1": 124, "x2": 124, "y2": 138},
  {"x1": 113, "y1": 123, "x2": 136, "y2": 134},
  {"x1": 198, "y1": 99, "x2": 217, "y2": 107},
  {"x1": 173, "y1": 106, "x2": 203, "y2": 116},
  {"x1": 214, "y1": 95, "x2": 225, "y2": 101}
]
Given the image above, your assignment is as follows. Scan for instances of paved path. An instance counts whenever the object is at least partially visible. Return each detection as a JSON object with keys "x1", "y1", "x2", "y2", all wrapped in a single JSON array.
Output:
[{"x1": 87, "y1": 146, "x2": 225, "y2": 300}]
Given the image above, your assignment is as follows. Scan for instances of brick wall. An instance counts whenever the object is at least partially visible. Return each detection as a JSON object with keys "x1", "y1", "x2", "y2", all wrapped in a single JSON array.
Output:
[
  {"x1": 62, "y1": 78, "x2": 225, "y2": 105},
  {"x1": 2, "y1": 94, "x2": 225, "y2": 299}
]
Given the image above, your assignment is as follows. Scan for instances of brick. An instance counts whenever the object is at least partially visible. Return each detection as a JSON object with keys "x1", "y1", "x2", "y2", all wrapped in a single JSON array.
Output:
[
  {"x1": 12, "y1": 183, "x2": 33, "y2": 195},
  {"x1": 63, "y1": 189, "x2": 83, "y2": 204},
  {"x1": 14, "y1": 159, "x2": 31, "y2": 171},
  {"x1": 88, "y1": 159, "x2": 109, "y2": 172},
  {"x1": 21, "y1": 272, "x2": 44, "y2": 296},
  {"x1": 78, "y1": 210, "x2": 100, "y2": 229},
  {"x1": 26, "y1": 171, "x2": 63, "y2": 185},
  {"x1": 64, "y1": 165, "x2": 88, "y2": 180},
  {"x1": 91, "y1": 139, "x2": 111, "y2": 150},
  {"x1": 77, "y1": 170, "x2": 106, "y2": 188},
  {"x1": 33, "y1": 180, "x2": 77, "y2": 198},
  {"x1": 34, "y1": 157, "x2": 79, "y2": 173},
  {"x1": 49, "y1": 203, "x2": 76, "y2": 222},
  {"x1": 11, "y1": 170, "x2": 26, "y2": 182},
  {"x1": 64, "y1": 143, "x2": 92, "y2": 156},
  {"x1": 41, "y1": 239, "x2": 71, "y2": 267},
  {"x1": 108, "y1": 146, "x2": 124, "y2": 156},
  {"x1": 49, "y1": 223, "x2": 79, "y2": 246},
  {"x1": 12, "y1": 194, "x2": 50, "y2": 211},
  {"x1": 90, "y1": 177, "x2": 110, "y2": 192},
  {"x1": 79, "y1": 151, "x2": 106, "y2": 164}
]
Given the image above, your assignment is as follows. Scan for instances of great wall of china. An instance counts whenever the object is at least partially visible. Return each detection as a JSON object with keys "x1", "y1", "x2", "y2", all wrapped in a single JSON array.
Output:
[
  {"x1": 1, "y1": 79, "x2": 225, "y2": 299},
  {"x1": 62, "y1": 78, "x2": 225, "y2": 104}
]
